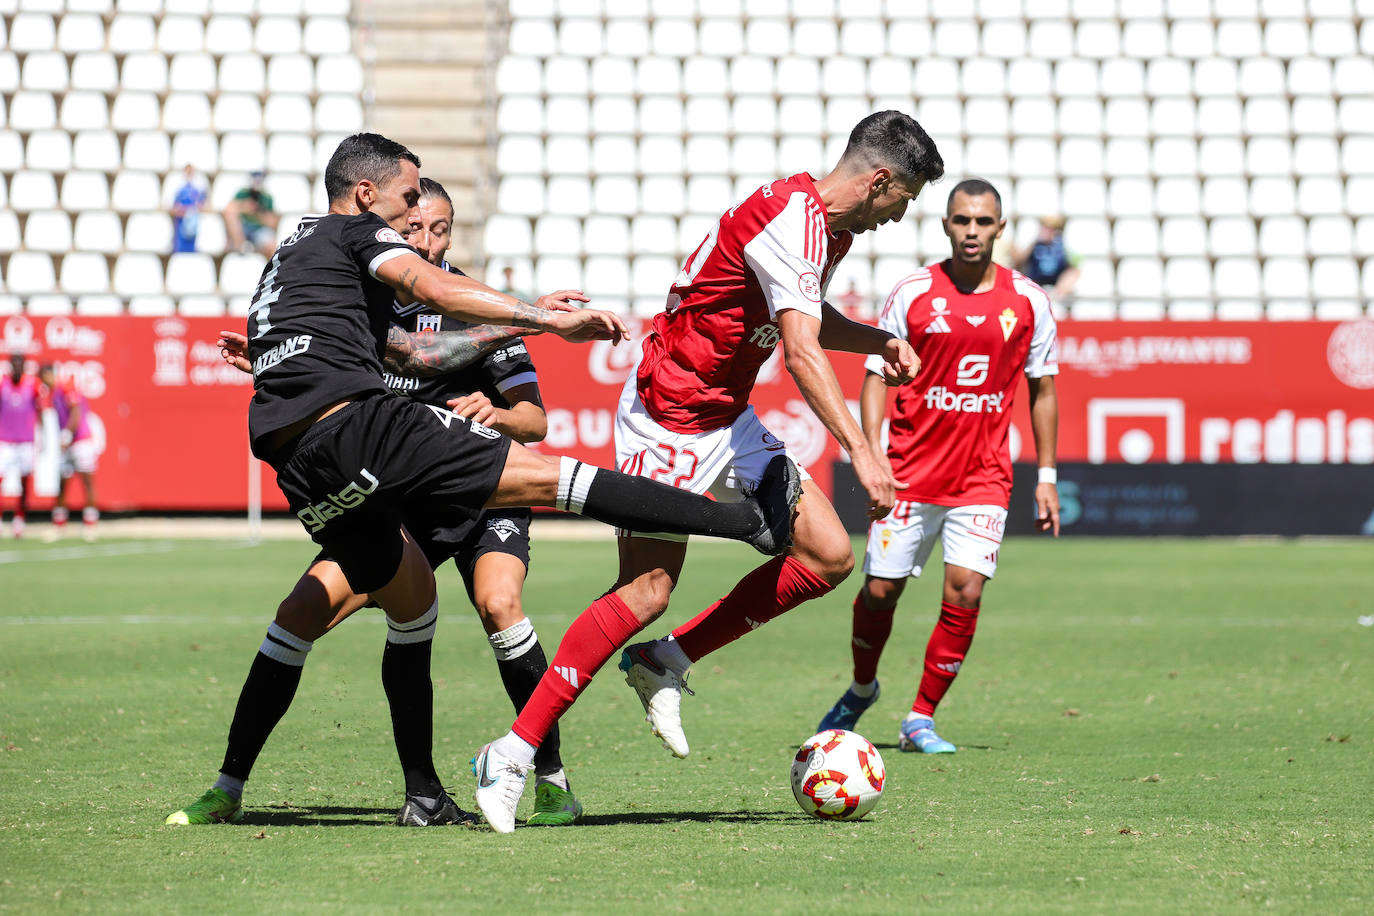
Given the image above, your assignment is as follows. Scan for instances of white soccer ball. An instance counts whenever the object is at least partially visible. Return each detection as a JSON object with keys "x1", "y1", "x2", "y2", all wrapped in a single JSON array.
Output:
[{"x1": 790, "y1": 728, "x2": 886, "y2": 821}]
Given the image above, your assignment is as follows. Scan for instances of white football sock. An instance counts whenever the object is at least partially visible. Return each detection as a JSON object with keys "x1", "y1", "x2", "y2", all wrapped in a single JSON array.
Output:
[{"x1": 850, "y1": 680, "x2": 878, "y2": 699}]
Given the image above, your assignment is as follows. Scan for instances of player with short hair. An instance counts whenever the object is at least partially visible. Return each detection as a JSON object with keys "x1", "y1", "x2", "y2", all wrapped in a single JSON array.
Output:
[
  {"x1": 1, "y1": 353, "x2": 39, "y2": 539},
  {"x1": 176, "y1": 177, "x2": 584, "y2": 827},
  {"x1": 164, "y1": 133, "x2": 797, "y2": 829},
  {"x1": 36, "y1": 364, "x2": 100, "y2": 541},
  {"x1": 471, "y1": 111, "x2": 945, "y2": 833},
  {"x1": 816, "y1": 177, "x2": 1061, "y2": 753}
]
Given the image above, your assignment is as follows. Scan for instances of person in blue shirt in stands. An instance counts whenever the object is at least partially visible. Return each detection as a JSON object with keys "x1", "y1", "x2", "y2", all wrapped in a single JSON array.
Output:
[
  {"x1": 1014, "y1": 215, "x2": 1079, "y2": 302},
  {"x1": 169, "y1": 165, "x2": 206, "y2": 253}
]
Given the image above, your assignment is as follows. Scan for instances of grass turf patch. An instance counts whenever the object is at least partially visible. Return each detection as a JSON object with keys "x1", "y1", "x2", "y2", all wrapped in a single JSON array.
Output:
[{"x1": 1, "y1": 536, "x2": 1370, "y2": 912}]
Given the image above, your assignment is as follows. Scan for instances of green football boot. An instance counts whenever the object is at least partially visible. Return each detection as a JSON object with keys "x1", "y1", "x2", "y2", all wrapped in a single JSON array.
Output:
[
  {"x1": 165, "y1": 788, "x2": 245, "y2": 825},
  {"x1": 525, "y1": 781, "x2": 583, "y2": 827}
]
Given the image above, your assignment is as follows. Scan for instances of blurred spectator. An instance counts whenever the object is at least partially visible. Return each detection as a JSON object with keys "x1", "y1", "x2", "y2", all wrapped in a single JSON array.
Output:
[
  {"x1": 169, "y1": 165, "x2": 207, "y2": 254},
  {"x1": 1014, "y1": 216, "x2": 1080, "y2": 301},
  {"x1": 37, "y1": 365, "x2": 100, "y2": 542},
  {"x1": 0, "y1": 354, "x2": 38, "y2": 539},
  {"x1": 223, "y1": 171, "x2": 279, "y2": 257},
  {"x1": 497, "y1": 264, "x2": 525, "y2": 300}
]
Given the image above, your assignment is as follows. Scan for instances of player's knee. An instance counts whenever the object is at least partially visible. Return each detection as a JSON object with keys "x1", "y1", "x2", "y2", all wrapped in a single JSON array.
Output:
[
  {"x1": 274, "y1": 594, "x2": 329, "y2": 641},
  {"x1": 804, "y1": 543, "x2": 854, "y2": 587},
  {"x1": 614, "y1": 568, "x2": 675, "y2": 622},
  {"x1": 863, "y1": 577, "x2": 904, "y2": 611},
  {"x1": 476, "y1": 590, "x2": 523, "y2": 631},
  {"x1": 945, "y1": 577, "x2": 984, "y2": 609}
]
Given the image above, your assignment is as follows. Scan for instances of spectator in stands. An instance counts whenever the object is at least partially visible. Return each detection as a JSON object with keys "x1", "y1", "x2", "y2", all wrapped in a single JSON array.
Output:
[
  {"x1": 223, "y1": 170, "x2": 279, "y2": 257},
  {"x1": 169, "y1": 165, "x2": 207, "y2": 254},
  {"x1": 1014, "y1": 215, "x2": 1079, "y2": 301},
  {"x1": 497, "y1": 264, "x2": 525, "y2": 301}
]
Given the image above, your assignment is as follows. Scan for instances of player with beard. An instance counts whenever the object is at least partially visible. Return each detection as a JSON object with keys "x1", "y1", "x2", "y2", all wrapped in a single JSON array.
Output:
[
  {"x1": 164, "y1": 133, "x2": 798, "y2": 829},
  {"x1": 815, "y1": 178, "x2": 1061, "y2": 753},
  {"x1": 471, "y1": 111, "x2": 945, "y2": 833}
]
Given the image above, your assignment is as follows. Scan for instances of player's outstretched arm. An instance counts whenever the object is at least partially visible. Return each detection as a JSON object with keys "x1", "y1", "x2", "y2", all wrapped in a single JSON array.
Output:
[
  {"x1": 779, "y1": 309, "x2": 902, "y2": 520},
  {"x1": 374, "y1": 252, "x2": 628, "y2": 344},
  {"x1": 1027, "y1": 374, "x2": 1060, "y2": 537},
  {"x1": 818, "y1": 302, "x2": 919, "y2": 385},
  {"x1": 383, "y1": 325, "x2": 535, "y2": 377}
]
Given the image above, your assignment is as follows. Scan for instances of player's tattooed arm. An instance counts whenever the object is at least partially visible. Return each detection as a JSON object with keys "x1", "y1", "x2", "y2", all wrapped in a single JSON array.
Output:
[{"x1": 383, "y1": 325, "x2": 532, "y2": 377}]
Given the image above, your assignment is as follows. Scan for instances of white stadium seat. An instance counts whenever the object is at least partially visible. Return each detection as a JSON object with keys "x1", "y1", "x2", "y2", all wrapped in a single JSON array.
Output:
[
  {"x1": 60, "y1": 171, "x2": 110, "y2": 211},
  {"x1": 115, "y1": 254, "x2": 167, "y2": 297},
  {"x1": 6, "y1": 252, "x2": 56, "y2": 294},
  {"x1": 75, "y1": 295, "x2": 124, "y2": 316},
  {"x1": 23, "y1": 209, "x2": 72, "y2": 253},
  {"x1": 108, "y1": 15, "x2": 156, "y2": 53},
  {"x1": 59, "y1": 252, "x2": 110, "y2": 295},
  {"x1": 124, "y1": 211, "x2": 173, "y2": 252},
  {"x1": 25, "y1": 130, "x2": 71, "y2": 171},
  {"x1": 73, "y1": 211, "x2": 124, "y2": 254},
  {"x1": 21, "y1": 51, "x2": 67, "y2": 91},
  {"x1": 127, "y1": 295, "x2": 176, "y2": 316}
]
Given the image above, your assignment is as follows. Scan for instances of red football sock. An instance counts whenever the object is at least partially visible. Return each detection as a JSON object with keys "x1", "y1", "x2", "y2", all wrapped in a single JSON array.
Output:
[
  {"x1": 511, "y1": 593, "x2": 642, "y2": 747},
  {"x1": 851, "y1": 591, "x2": 895, "y2": 685},
  {"x1": 672, "y1": 555, "x2": 833, "y2": 662},
  {"x1": 912, "y1": 600, "x2": 980, "y2": 717}
]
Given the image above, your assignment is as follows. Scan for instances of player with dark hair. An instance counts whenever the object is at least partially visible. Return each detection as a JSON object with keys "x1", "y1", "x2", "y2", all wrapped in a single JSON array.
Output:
[
  {"x1": 471, "y1": 111, "x2": 946, "y2": 833},
  {"x1": 164, "y1": 132, "x2": 799, "y2": 829},
  {"x1": 0, "y1": 353, "x2": 39, "y2": 539},
  {"x1": 815, "y1": 177, "x2": 1060, "y2": 753}
]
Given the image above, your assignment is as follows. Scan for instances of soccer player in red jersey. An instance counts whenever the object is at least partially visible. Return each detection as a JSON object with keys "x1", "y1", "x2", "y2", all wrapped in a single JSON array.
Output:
[
  {"x1": 473, "y1": 112, "x2": 945, "y2": 831},
  {"x1": 816, "y1": 178, "x2": 1061, "y2": 753}
]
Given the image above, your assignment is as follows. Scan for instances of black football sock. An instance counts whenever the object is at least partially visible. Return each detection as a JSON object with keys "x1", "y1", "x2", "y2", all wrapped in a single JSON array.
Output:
[
  {"x1": 556, "y1": 457, "x2": 761, "y2": 539},
  {"x1": 219, "y1": 623, "x2": 313, "y2": 785},
  {"x1": 489, "y1": 618, "x2": 563, "y2": 776},
  {"x1": 381, "y1": 602, "x2": 443, "y2": 799}
]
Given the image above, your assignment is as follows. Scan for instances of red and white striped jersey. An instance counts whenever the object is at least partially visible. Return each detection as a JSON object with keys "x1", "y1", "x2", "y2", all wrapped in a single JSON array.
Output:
[
  {"x1": 637, "y1": 172, "x2": 854, "y2": 433},
  {"x1": 866, "y1": 261, "x2": 1059, "y2": 507}
]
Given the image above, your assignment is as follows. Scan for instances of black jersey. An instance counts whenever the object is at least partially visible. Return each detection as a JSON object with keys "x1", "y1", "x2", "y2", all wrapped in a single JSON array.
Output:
[
  {"x1": 245, "y1": 211, "x2": 418, "y2": 457},
  {"x1": 383, "y1": 261, "x2": 540, "y2": 409}
]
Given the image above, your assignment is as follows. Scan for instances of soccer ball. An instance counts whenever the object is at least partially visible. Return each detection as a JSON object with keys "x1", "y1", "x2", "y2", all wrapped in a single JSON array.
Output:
[{"x1": 790, "y1": 728, "x2": 886, "y2": 821}]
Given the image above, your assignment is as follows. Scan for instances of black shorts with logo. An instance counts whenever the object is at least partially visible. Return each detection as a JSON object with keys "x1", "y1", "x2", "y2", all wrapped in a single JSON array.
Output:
[
  {"x1": 269, "y1": 391, "x2": 511, "y2": 594},
  {"x1": 410, "y1": 508, "x2": 533, "y2": 604}
]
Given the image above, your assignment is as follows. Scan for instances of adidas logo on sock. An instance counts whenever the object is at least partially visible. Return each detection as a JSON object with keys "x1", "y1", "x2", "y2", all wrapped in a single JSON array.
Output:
[
  {"x1": 936, "y1": 661, "x2": 962, "y2": 674},
  {"x1": 555, "y1": 665, "x2": 581, "y2": 688}
]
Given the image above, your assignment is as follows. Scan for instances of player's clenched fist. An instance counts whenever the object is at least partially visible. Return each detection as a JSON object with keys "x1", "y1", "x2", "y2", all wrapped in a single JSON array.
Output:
[{"x1": 877, "y1": 337, "x2": 920, "y2": 386}]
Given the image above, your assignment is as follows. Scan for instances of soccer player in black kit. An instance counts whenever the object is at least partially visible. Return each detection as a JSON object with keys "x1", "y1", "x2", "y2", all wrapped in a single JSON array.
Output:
[{"x1": 165, "y1": 134, "x2": 799, "y2": 829}]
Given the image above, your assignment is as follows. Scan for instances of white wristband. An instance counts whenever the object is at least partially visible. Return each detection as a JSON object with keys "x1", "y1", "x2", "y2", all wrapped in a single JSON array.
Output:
[{"x1": 1037, "y1": 466, "x2": 1057, "y2": 485}]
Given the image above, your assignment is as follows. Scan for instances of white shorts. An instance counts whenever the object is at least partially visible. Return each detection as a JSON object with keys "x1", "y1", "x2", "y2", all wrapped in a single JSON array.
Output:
[
  {"x1": 614, "y1": 375, "x2": 811, "y2": 541},
  {"x1": 62, "y1": 438, "x2": 99, "y2": 476},
  {"x1": 863, "y1": 500, "x2": 1008, "y2": 581},
  {"x1": 0, "y1": 441, "x2": 35, "y2": 482}
]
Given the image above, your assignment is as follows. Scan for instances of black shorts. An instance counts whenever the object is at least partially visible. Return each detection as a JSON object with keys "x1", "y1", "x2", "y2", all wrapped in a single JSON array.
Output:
[{"x1": 269, "y1": 392, "x2": 511, "y2": 594}]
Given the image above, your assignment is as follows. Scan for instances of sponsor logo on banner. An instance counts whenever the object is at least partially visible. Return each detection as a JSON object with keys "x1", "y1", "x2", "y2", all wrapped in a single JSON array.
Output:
[
  {"x1": 3, "y1": 316, "x2": 35, "y2": 353},
  {"x1": 153, "y1": 334, "x2": 189, "y2": 386},
  {"x1": 587, "y1": 317, "x2": 649, "y2": 385},
  {"x1": 1059, "y1": 335, "x2": 1253, "y2": 377},
  {"x1": 43, "y1": 316, "x2": 106, "y2": 356},
  {"x1": 1327, "y1": 320, "x2": 1374, "y2": 389}
]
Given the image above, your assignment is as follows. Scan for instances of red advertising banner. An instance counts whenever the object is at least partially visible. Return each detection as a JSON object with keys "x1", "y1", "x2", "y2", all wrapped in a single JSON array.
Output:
[
  {"x1": 3, "y1": 314, "x2": 1370, "y2": 512},
  {"x1": 1, "y1": 313, "x2": 287, "y2": 512}
]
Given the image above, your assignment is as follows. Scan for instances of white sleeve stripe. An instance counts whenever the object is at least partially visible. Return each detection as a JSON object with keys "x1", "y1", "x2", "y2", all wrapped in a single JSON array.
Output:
[
  {"x1": 367, "y1": 246, "x2": 413, "y2": 279},
  {"x1": 495, "y1": 371, "x2": 538, "y2": 393}
]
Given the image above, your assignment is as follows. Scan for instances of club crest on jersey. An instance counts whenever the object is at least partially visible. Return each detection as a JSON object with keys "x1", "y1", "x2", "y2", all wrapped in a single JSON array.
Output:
[
  {"x1": 375, "y1": 227, "x2": 407, "y2": 245},
  {"x1": 965, "y1": 315, "x2": 986, "y2": 327},
  {"x1": 798, "y1": 271, "x2": 822, "y2": 303},
  {"x1": 416, "y1": 314, "x2": 441, "y2": 334},
  {"x1": 999, "y1": 308, "x2": 1018, "y2": 341},
  {"x1": 925, "y1": 297, "x2": 951, "y2": 334}
]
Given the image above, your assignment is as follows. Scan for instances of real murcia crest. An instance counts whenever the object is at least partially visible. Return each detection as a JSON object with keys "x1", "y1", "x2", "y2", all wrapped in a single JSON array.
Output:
[{"x1": 999, "y1": 307, "x2": 1018, "y2": 341}]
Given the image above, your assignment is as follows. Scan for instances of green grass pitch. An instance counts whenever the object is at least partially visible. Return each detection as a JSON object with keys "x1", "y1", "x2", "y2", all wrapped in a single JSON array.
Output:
[{"x1": 2, "y1": 533, "x2": 1371, "y2": 913}]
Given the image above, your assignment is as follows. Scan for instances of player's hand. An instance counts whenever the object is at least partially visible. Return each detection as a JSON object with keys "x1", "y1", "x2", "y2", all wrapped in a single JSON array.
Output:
[
  {"x1": 60, "y1": 429, "x2": 74, "y2": 448},
  {"x1": 217, "y1": 330, "x2": 252, "y2": 374},
  {"x1": 534, "y1": 290, "x2": 590, "y2": 313},
  {"x1": 548, "y1": 307, "x2": 630, "y2": 345},
  {"x1": 1035, "y1": 482, "x2": 1060, "y2": 537},
  {"x1": 852, "y1": 447, "x2": 905, "y2": 521},
  {"x1": 878, "y1": 337, "x2": 920, "y2": 386},
  {"x1": 446, "y1": 392, "x2": 502, "y2": 428}
]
